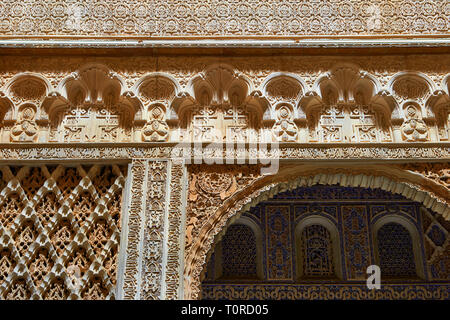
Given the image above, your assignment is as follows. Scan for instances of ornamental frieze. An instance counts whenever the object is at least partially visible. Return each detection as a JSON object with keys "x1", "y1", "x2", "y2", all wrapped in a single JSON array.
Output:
[
  {"x1": 0, "y1": 1, "x2": 448, "y2": 38},
  {"x1": 201, "y1": 284, "x2": 449, "y2": 300},
  {"x1": 0, "y1": 60, "x2": 448, "y2": 145}
]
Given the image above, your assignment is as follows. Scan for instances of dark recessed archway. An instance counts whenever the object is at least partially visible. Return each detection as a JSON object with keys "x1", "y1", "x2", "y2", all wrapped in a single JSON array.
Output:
[{"x1": 200, "y1": 184, "x2": 449, "y2": 300}]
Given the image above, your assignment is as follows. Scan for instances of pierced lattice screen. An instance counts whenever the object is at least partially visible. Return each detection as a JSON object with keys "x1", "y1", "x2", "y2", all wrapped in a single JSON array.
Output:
[
  {"x1": 301, "y1": 224, "x2": 335, "y2": 278},
  {"x1": 0, "y1": 164, "x2": 126, "y2": 300}
]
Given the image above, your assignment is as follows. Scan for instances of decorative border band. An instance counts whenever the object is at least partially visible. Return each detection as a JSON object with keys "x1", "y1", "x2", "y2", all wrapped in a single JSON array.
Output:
[{"x1": 0, "y1": 145, "x2": 447, "y2": 161}]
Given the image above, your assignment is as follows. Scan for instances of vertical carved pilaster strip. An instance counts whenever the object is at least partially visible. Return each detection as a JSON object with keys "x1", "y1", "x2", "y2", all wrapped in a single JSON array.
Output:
[
  {"x1": 164, "y1": 160, "x2": 185, "y2": 299},
  {"x1": 120, "y1": 159, "x2": 147, "y2": 299},
  {"x1": 140, "y1": 160, "x2": 168, "y2": 299}
]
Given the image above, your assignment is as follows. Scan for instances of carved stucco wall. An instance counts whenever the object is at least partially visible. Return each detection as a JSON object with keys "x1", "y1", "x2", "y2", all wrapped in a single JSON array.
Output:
[
  {"x1": 0, "y1": 146, "x2": 447, "y2": 299},
  {"x1": 0, "y1": 54, "x2": 448, "y2": 299},
  {"x1": 0, "y1": 56, "x2": 449, "y2": 145}
]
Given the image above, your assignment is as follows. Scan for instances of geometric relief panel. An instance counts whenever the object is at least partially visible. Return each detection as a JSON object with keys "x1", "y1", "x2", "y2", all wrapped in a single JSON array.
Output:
[
  {"x1": 301, "y1": 224, "x2": 334, "y2": 278},
  {"x1": 421, "y1": 210, "x2": 450, "y2": 280},
  {"x1": 141, "y1": 161, "x2": 168, "y2": 300},
  {"x1": 0, "y1": 165, "x2": 126, "y2": 300}
]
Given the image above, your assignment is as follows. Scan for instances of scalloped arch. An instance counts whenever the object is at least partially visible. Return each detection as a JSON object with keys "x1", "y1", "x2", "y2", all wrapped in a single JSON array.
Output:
[{"x1": 56, "y1": 63, "x2": 128, "y2": 101}]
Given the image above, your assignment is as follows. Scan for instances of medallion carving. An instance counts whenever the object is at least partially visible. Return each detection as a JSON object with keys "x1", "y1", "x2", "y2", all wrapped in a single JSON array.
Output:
[
  {"x1": 186, "y1": 165, "x2": 261, "y2": 252},
  {"x1": 272, "y1": 104, "x2": 298, "y2": 142}
]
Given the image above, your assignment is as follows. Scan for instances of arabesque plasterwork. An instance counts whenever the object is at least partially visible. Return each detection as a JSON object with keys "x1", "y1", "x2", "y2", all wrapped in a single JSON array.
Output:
[
  {"x1": 0, "y1": 55, "x2": 449, "y2": 145},
  {"x1": 0, "y1": 53, "x2": 449, "y2": 300},
  {"x1": 183, "y1": 163, "x2": 450, "y2": 299},
  {"x1": 0, "y1": 0, "x2": 448, "y2": 38}
]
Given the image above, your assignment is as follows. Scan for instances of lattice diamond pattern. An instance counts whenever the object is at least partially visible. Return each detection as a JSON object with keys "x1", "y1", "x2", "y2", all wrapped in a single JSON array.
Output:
[{"x1": 0, "y1": 164, "x2": 125, "y2": 300}]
